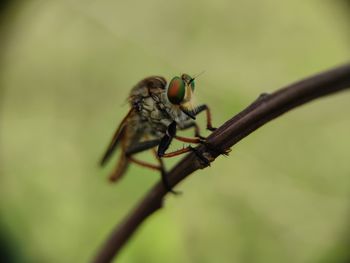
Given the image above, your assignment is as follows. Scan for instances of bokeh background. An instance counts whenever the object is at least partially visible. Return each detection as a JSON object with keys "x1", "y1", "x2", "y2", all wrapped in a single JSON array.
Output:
[{"x1": 1, "y1": 0, "x2": 350, "y2": 262}]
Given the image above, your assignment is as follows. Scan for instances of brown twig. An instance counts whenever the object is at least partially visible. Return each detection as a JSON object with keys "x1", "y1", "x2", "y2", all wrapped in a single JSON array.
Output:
[{"x1": 92, "y1": 63, "x2": 350, "y2": 263}]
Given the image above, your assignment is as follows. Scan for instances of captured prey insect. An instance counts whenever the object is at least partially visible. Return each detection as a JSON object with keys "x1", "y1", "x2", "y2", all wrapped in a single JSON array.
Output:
[{"x1": 100, "y1": 73, "x2": 216, "y2": 193}]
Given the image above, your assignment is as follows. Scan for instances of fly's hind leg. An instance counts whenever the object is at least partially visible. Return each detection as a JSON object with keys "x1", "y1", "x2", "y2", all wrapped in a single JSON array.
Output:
[
  {"x1": 183, "y1": 108, "x2": 230, "y2": 156},
  {"x1": 125, "y1": 138, "x2": 178, "y2": 194},
  {"x1": 125, "y1": 139, "x2": 162, "y2": 176},
  {"x1": 127, "y1": 156, "x2": 161, "y2": 171},
  {"x1": 151, "y1": 148, "x2": 180, "y2": 195},
  {"x1": 127, "y1": 153, "x2": 179, "y2": 193},
  {"x1": 158, "y1": 121, "x2": 210, "y2": 166},
  {"x1": 127, "y1": 155, "x2": 178, "y2": 194}
]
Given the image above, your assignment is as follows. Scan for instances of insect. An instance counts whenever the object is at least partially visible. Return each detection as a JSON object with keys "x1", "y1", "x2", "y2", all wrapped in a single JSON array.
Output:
[{"x1": 100, "y1": 73, "x2": 216, "y2": 193}]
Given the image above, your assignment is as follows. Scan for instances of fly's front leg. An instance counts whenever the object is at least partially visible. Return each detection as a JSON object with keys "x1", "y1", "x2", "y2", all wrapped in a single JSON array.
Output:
[
  {"x1": 157, "y1": 121, "x2": 204, "y2": 156},
  {"x1": 157, "y1": 121, "x2": 191, "y2": 158},
  {"x1": 195, "y1": 104, "x2": 216, "y2": 131},
  {"x1": 193, "y1": 105, "x2": 231, "y2": 156},
  {"x1": 157, "y1": 121, "x2": 177, "y2": 157},
  {"x1": 158, "y1": 122, "x2": 210, "y2": 166}
]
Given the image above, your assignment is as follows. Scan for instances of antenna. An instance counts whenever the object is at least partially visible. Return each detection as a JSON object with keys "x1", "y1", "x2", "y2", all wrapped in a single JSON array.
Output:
[{"x1": 190, "y1": 70, "x2": 206, "y2": 84}]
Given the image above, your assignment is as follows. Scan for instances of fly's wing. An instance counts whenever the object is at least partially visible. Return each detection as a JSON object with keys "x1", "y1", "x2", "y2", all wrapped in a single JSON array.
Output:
[
  {"x1": 104, "y1": 76, "x2": 167, "y2": 180},
  {"x1": 109, "y1": 148, "x2": 129, "y2": 182},
  {"x1": 100, "y1": 108, "x2": 134, "y2": 166}
]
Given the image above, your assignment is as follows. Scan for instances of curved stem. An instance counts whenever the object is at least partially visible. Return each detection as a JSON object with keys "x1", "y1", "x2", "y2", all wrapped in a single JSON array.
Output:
[{"x1": 92, "y1": 63, "x2": 350, "y2": 263}]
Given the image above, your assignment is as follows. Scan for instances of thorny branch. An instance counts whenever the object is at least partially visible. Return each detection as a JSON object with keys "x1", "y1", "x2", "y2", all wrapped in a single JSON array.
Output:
[{"x1": 92, "y1": 63, "x2": 350, "y2": 263}]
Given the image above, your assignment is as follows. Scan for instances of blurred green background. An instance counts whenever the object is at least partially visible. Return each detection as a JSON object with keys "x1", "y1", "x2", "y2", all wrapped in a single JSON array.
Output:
[{"x1": 1, "y1": 0, "x2": 350, "y2": 262}]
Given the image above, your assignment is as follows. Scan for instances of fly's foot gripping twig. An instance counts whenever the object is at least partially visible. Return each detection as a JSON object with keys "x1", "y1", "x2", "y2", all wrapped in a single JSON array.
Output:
[
  {"x1": 189, "y1": 146, "x2": 211, "y2": 167},
  {"x1": 207, "y1": 126, "x2": 217, "y2": 132},
  {"x1": 197, "y1": 135, "x2": 206, "y2": 140},
  {"x1": 198, "y1": 137, "x2": 207, "y2": 144}
]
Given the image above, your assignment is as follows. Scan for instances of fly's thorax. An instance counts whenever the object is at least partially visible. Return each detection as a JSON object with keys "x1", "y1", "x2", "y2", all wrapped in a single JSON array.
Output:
[
  {"x1": 129, "y1": 76, "x2": 166, "y2": 99},
  {"x1": 127, "y1": 106, "x2": 168, "y2": 139},
  {"x1": 160, "y1": 92, "x2": 193, "y2": 129},
  {"x1": 129, "y1": 76, "x2": 166, "y2": 108},
  {"x1": 128, "y1": 86, "x2": 172, "y2": 138}
]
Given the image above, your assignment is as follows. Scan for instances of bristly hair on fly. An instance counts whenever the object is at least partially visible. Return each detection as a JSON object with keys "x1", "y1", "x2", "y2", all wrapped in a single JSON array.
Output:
[{"x1": 181, "y1": 70, "x2": 206, "y2": 115}]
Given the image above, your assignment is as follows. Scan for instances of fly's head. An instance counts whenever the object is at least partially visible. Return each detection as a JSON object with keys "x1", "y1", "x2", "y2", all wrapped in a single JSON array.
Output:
[{"x1": 167, "y1": 73, "x2": 197, "y2": 115}]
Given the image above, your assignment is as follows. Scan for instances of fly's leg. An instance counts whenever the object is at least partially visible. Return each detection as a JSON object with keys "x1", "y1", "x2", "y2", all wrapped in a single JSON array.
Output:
[
  {"x1": 158, "y1": 122, "x2": 210, "y2": 166},
  {"x1": 160, "y1": 146, "x2": 210, "y2": 166},
  {"x1": 127, "y1": 156, "x2": 161, "y2": 171},
  {"x1": 126, "y1": 139, "x2": 161, "y2": 156},
  {"x1": 166, "y1": 135, "x2": 229, "y2": 158},
  {"x1": 174, "y1": 135, "x2": 205, "y2": 144},
  {"x1": 124, "y1": 137, "x2": 178, "y2": 194},
  {"x1": 124, "y1": 139, "x2": 162, "y2": 170},
  {"x1": 175, "y1": 121, "x2": 207, "y2": 144},
  {"x1": 181, "y1": 122, "x2": 206, "y2": 140},
  {"x1": 127, "y1": 153, "x2": 178, "y2": 194},
  {"x1": 157, "y1": 121, "x2": 177, "y2": 157},
  {"x1": 124, "y1": 139, "x2": 162, "y2": 175},
  {"x1": 195, "y1": 104, "x2": 216, "y2": 131},
  {"x1": 151, "y1": 148, "x2": 180, "y2": 195},
  {"x1": 193, "y1": 104, "x2": 232, "y2": 155},
  {"x1": 180, "y1": 103, "x2": 217, "y2": 140},
  {"x1": 159, "y1": 147, "x2": 192, "y2": 158},
  {"x1": 193, "y1": 123, "x2": 205, "y2": 139}
]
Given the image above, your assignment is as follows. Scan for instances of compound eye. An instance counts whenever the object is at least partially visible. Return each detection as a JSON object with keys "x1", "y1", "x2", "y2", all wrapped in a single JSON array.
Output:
[{"x1": 167, "y1": 77, "x2": 185, "y2": 104}]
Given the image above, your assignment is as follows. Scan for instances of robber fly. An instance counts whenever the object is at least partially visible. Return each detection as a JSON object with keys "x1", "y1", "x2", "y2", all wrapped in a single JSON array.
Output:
[{"x1": 100, "y1": 73, "x2": 216, "y2": 193}]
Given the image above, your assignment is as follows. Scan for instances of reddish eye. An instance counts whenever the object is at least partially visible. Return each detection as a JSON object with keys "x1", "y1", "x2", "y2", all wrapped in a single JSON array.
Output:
[{"x1": 167, "y1": 77, "x2": 185, "y2": 104}]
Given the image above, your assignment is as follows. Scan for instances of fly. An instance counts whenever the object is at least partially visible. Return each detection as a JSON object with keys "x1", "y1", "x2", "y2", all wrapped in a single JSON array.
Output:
[{"x1": 100, "y1": 73, "x2": 216, "y2": 193}]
